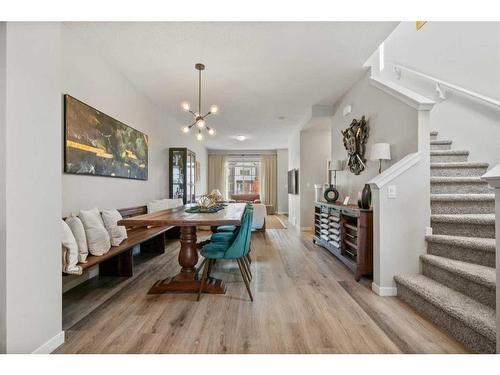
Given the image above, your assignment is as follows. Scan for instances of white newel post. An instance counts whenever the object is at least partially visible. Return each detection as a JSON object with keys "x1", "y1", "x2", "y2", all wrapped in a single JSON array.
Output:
[{"x1": 481, "y1": 164, "x2": 500, "y2": 354}]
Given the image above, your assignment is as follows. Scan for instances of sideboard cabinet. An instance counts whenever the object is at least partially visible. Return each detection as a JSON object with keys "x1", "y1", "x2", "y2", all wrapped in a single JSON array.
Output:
[{"x1": 313, "y1": 201, "x2": 373, "y2": 281}]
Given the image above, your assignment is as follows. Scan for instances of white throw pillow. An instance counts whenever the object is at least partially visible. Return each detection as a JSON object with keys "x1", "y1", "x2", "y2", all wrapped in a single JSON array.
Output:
[
  {"x1": 101, "y1": 209, "x2": 128, "y2": 247},
  {"x1": 61, "y1": 220, "x2": 82, "y2": 275},
  {"x1": 79, "y1": 208, "x2": 111, "y2": 256},
  {"x1": 65, "y1": 214, "x2": 89, "y2": 263},
  {"x1": 147, "y1": 199, "x2": 167, "y2": 213},
  {"x1": 166, "y1": 198, "x2": 184, "y2": 209}
]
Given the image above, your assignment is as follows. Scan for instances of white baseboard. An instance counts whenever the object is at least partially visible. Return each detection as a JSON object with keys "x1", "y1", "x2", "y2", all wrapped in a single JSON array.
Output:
[
  {"x1": 372, "y1": 282, "x2": 397, "y2": 296},
  {"x1": 32, "y1": 331, "x2": 65, "y2": 354},
  {"x1": 276, "y1": 211, "x2": 288, "y2": 215}
]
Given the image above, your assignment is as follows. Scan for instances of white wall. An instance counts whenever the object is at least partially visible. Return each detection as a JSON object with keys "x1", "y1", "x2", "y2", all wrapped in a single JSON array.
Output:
[
  {"x1": 62, "y1": 26, "x2": 207, "y2": 216},
  {"x1": 0, "y1": 22, "x2": 6, "y2": 354},
  {"x1": 300, "y1": 129, "x2": 331, "y2": 229},
  {"x1": 276, "y1": 149, "x2": 289, "y2": 214},
  {"x1": 382, "y1": 22, "x2": 500, "y2": 167},
  {"x1": 331, "y1": 72, "x2": 419, "y2": 199},
  {"x1": 288, "y1": 131, "x2": 301, "y2": 228},
  {"x1": 3, "y1": 23, "x2": 63, "y2": 353}
]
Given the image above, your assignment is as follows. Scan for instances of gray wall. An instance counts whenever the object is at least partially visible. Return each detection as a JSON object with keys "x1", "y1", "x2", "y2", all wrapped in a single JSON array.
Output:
[
  {"x1": 276, "y1": 149, "x2": 289, "y2": 214},
  {"x1": 300, "y1": 129, "x2": 331, "y2": 229},
  {"x1": 382, "y1": 22, "x2": 500, "y2": 168},
  {"x1": 4, "y1": 22, "x2": 62, "y2": 353},
  {"x1": 62, "y1": 26, "x2": 208, "y2": 216},
  {"x1": 0, "y1": 22, "x2": 6, "y2": 354},
  {"x1": 331, "y1": 72, "x2": 419, "y2": 198}
]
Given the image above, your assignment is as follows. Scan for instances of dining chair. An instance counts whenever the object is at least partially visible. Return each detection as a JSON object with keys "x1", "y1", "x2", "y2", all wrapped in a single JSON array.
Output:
[{"x1": 198, "y1": 207, "x2": 254, "y2": 301}]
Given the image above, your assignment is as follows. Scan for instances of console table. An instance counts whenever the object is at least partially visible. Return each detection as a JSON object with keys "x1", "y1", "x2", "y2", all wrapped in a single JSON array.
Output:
[{"x1": 313, "y1": 201, "x2": 373, "y2": 281}]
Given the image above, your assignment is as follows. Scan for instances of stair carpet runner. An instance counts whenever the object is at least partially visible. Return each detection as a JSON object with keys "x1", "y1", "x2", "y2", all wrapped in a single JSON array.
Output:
[{"x1": 394, "y1": 130, "x2": 496, "y2": 353}]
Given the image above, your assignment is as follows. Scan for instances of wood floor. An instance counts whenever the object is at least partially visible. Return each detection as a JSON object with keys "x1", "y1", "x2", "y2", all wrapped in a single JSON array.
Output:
[{"x1": 56, "y1": 218, "x2": 468, "y2": 354}]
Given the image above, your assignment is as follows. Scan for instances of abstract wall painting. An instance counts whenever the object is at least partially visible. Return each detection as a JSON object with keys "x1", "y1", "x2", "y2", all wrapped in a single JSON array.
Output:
[{"x1": 64, "y1": 95, "x2": 148, "y2": 180}]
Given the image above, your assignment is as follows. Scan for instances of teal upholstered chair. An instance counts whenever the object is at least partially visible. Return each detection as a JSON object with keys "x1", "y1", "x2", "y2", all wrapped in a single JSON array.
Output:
[{"x1": 198, "y1": 208, "x2": 254, "y2": 301}]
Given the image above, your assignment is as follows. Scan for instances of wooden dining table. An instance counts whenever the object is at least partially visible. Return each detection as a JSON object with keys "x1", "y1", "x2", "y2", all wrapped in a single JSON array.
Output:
[{"x1": 118, "y1": 202, "x2": 247, "y2": 295}]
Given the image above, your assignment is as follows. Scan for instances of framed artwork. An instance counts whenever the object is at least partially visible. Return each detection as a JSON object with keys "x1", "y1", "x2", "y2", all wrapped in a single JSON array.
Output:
[{"x1": 64, "y1": 94, "x2": 148, "y2": 180}]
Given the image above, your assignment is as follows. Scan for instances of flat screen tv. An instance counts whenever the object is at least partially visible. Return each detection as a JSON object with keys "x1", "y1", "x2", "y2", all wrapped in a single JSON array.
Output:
[{"x1": 287, "y1": 169, "x2": 299, "y2": 195}]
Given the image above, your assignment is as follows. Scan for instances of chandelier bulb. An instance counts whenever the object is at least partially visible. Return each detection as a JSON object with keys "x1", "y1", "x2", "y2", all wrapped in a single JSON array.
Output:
[
  {"x1": 196, "y1": 119, "x2": 206, "y2": 128},
  {"x1": 208, "y1": 128, "x2": 216, "y2": 136},
  {"x1": 196, "y1": 132, "x2": 203, "y2": 141},
  {"x1": 181, "y1": 102, "x2": 190, "y2": 112},
  {"x1": 210, "y1": 105, "x2": 219, "y2": 114},
  {"x1": 181, "y1": 126, "x2": 190, "y2": 133}
]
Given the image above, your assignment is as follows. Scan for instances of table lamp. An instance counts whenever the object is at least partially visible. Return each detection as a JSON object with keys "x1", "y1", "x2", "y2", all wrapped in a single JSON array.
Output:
[
  {"x1": 370, "y1": 143, "x2": 391, "y2": 173},
  {"x1": 330, "y1": 159, "x2": 345, "y2": 186}
]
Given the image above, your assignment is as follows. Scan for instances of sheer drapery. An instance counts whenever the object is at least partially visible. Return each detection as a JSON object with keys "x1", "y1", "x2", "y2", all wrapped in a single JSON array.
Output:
[
  {"x1": 207, "y1": 154, "x2": 227, "y2": 198},
  {"x1": 260, "y1": 154, "x2": 277, "y2": 214}
]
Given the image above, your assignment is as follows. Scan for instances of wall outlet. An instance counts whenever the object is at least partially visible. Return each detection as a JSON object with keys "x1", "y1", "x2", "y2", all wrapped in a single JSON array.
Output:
[{"x1": 388, "y1": 185, "x2": 397, "y2": 199}]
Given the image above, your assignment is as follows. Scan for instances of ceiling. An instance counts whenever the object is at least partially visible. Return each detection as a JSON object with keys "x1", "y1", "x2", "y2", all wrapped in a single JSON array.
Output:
[{"x1": 65, "y1": 22, "x2": 397, "y2": 150}]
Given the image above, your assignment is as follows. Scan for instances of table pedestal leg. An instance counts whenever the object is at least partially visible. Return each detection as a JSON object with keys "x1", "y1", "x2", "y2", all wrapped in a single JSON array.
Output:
[{"x1": 148, "y1": 226, "x2": 226, "y2": 294}]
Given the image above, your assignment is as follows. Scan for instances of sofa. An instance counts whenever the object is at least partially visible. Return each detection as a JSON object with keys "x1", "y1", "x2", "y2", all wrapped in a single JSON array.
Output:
[{"x1": 230, "y1": 193, "x2": 260, "y2": 203}]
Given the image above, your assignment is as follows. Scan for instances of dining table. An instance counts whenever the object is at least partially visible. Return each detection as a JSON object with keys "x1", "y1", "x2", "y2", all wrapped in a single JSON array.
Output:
[{"x1": 118, "y1": 202, "x2": 247, "y2": 295}]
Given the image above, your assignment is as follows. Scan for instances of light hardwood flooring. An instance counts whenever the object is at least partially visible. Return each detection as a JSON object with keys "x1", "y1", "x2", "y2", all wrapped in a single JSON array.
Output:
[{"x1": 56, "y1": 218, "x2": 468, "y2": 354}]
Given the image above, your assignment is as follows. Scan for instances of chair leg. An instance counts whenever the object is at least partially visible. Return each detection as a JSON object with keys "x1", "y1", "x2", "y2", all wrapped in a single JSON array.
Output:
[
  {"x1": 246, "y1": 252, "x2": 252, "y2": 264},
  {"x1": 196, "y1": 258, "x2": 207, "y2": 277},
  {"x1": 237, "y1": 258, "x2": 253, "y2": 302},
  {"x1": 197, "y1": 258, "x2": 210, "y2": 301},
  {"x1": 243, "y1": 256, "x2": 252, "y2": 279},
  {"x1": 207, "y1": 259, "x2": 215, "y2": 277},
  {"x1": 240, "y1": 255, "x2": 251, "y2": 280}
]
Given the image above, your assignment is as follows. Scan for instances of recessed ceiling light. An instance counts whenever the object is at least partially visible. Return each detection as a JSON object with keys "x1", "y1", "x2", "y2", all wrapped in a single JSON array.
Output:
[
  {"x1": 278, "y1": 116, "x2": 285, "y2": 120},
  {"x1": 235, "y1": 135, "x2": 246, "y2": 141}
]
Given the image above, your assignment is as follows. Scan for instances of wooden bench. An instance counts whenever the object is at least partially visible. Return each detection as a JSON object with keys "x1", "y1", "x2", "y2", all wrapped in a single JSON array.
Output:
[{"x1": 66, "y1": 205, "x2": 179, "y2": 278}]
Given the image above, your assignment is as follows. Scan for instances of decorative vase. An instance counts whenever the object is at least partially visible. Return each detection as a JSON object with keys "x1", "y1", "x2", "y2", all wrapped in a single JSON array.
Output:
[
  {"x1": 323, "y1": 185, "x2": 339, "y2": 203},
  {"x1": 360, "y1": 184, "x2": 371, "y2": 209},
  {"x1": 198, "y1": 194, "x2": 216, "y2": 209}
]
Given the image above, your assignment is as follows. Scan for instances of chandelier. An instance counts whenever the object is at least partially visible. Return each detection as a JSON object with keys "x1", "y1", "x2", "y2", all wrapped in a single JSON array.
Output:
[{"x1": 180, "y1": 63, "x2": 218, "y2": 141}]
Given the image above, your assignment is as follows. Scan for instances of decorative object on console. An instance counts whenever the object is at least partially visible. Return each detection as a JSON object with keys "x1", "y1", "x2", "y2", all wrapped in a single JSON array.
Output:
[
  {"x1": 198, "y1": 194, "x2": 217, "y2": 209},
  {"x1": 180, "y1": 63, "x2": 218, "y2": 141},
  {"x1": 360, "y1": 184, "x2": 372, "y2": 209},
  {"x1": 64, "y1": 95, "x2": 148, "y2": 180},
  {"x1": 370, "y1": 142, "x2": 391, "y2": 173},
  {"x1": 341, "y1": 115, "x2": 369, "y2": 175},
  {"x1": 324, "y1": 185, "x2": 339, "y2": 203}
]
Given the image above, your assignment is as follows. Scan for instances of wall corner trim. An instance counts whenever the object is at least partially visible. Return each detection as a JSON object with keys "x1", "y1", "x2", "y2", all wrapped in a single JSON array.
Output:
[
  {"x1": 368, "y1": 152, "x2": 422, "y2": 189},
  {"x1": 32, "y1": 331, "x2": 65, "y2": 354},
  {"x1": 369, "y1": 76, "x2": 435, "y2": 111},
  {"x1": 372, "y1": 282, "x2": 398, "y2": 297}
]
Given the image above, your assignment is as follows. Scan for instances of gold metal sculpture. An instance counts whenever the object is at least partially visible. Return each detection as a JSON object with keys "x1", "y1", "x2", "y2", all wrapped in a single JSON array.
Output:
[
  {"x1": 197, "y1": 194, "x2": 217, "y2": 209},
  {"x1": 341, "y1": 116, "x2": 369, "y2": 175}
]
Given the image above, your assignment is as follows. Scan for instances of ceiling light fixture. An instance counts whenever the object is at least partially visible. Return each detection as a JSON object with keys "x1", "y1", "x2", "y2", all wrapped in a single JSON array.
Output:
[
  {"x1": 235, "y1": 135, "x2": 246, "y2": 141},
  {"x1": 180, "y1": 63, "x2": 218, "y2": 141}
]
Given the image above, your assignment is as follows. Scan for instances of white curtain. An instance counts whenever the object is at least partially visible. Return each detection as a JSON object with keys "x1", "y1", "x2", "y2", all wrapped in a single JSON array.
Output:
[
  {"x1": 207, "y1": 154, "x2": 227, "y2": 198},
  {"x1": 260, "y1": 154, "x2": 277, "y2": 214}
]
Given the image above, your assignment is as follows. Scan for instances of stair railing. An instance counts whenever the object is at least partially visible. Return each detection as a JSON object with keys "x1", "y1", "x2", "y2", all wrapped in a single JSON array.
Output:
[{"x1": 393, "y1": 64, "x2": 500, "y2": 110}]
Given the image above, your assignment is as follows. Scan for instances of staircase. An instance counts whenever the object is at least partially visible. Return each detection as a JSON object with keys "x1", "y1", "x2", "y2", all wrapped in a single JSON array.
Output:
[{"x1": 394, "y1": 131, "x2": 496, "y2": 353}]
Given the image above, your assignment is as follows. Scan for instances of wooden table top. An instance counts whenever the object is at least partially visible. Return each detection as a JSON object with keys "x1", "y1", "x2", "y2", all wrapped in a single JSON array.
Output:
[{"x1": 118, "y1": 202, "x2": 247, "y2": 227}]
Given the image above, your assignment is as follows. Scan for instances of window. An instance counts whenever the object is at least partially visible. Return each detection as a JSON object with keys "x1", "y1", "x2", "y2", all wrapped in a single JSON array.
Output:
[{"x1": 226, "y1": 155, "x2": 260, "y2": 198}]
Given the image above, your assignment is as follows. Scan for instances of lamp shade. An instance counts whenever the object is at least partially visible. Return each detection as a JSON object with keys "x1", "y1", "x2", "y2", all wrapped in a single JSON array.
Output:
[
  {"x1": 370, "y1": 143, "x2": 391, "y2": 161},
  {"x1": 330, "y1": 159, "x2": 345, "y2": 171}
]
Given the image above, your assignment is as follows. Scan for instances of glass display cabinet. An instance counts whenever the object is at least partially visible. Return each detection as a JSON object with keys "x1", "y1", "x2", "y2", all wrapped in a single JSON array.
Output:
[{"x1": 169, "y1": 148, "x2": 196, "y2": 204}]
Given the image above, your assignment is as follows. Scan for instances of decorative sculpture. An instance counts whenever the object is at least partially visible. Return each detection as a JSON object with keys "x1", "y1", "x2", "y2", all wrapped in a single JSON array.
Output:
[
  {"x1": 341, "y1": 116, "x2": 369, "y2": 175},
  {"x1": 197, "y1": 194, "x2": 217, "y2": 209}
]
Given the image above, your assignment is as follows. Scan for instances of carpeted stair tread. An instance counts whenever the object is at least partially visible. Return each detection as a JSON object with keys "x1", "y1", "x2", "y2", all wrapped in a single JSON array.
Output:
[
  {"x1": 420, "y1": 254, "x2": 496, "y2": 289},
  {"x1": 430, "y1": 150, "x2": 469, "y2": 156},
  {"x1": 430, "y1": 140, "x2": 452, "y2": 145},
  {"x1": 430, "y1": 193, "x2": 495, "y2": 202},
  {"x1": 426, "y1": 234, "x2": 495, "y2": 252},
  {"x1": 430, "y1": 162, "x2": 489, "y2": 168},
  {"x1": 394, "y1": 274, "x2": 496, "y2": 342},
  {"x1": 431, "y1": 176, "x2": 487, "y2": 183},
  {"x1": 431, "y1": 214, "x2": 495, "y2": 225}
]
